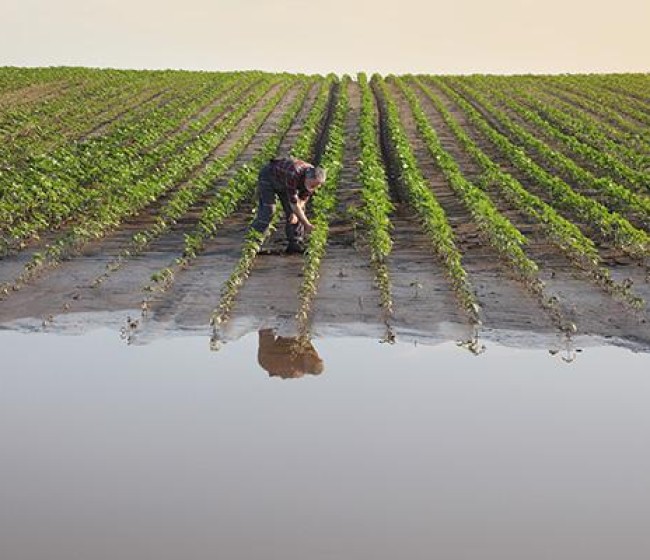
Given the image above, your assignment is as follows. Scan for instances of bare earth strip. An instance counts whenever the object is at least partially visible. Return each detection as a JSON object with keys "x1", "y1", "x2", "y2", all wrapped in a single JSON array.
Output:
[{"x1": 308, "y1": 81, "x2": 385, "y2": 340}]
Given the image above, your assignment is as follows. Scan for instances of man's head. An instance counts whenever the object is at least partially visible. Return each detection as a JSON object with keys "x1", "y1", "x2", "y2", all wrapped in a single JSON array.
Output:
[{"x1": 304, "y1": 166, "x2": 327, "y2": 191}]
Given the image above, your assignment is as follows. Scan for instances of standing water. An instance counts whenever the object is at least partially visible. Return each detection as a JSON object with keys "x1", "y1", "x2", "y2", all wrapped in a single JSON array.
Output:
[{"x1": 1, "y1": 328, "x2": 650, "y2": 560}]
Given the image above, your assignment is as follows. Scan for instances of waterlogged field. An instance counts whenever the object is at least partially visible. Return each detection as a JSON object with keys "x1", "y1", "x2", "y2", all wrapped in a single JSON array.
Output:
[
  {"x1": 2, "y1": 67, "x2": 650, "y2": 558},
  {"x1": 0, "y1": 67, "x2": 649, "y2": 350}
]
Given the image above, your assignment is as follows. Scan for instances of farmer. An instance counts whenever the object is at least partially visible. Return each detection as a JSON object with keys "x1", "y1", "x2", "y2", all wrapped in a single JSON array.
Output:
[
  {"x1": 251, "y1": 156, "x2": 327, "y2": 254},
  {"x1": 257, "y1": 329, "x2": 324, "y2": 379}
]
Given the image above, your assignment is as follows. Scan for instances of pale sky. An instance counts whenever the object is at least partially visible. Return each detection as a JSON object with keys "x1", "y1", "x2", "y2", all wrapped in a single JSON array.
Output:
[{"x1": 2, "y1": 0, "x2": 649, "y2": 74}]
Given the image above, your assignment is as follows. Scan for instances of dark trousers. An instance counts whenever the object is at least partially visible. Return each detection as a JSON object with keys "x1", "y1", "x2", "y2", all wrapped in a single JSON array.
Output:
[{"x1": 251, "y1": 163, "x2": 304, "y2": 245}]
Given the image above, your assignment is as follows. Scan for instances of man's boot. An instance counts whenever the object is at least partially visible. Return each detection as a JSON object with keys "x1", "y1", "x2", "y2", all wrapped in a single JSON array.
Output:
[{"x1": 286, "y1": 241, "x2": 305, "y2": 254}]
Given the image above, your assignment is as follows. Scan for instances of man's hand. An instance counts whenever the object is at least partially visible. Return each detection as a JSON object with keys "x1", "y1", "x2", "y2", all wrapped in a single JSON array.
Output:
[
  {"x1": 304, "y1": 222, "x2": 315, "y2": 234},
  {"x1": 288, "y1": 213, "x2": 298, "y2": 225}
]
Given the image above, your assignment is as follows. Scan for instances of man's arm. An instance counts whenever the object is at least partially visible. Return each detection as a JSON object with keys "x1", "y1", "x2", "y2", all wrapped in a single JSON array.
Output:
[{"x1": 290, "y1": 199, "x2": 314, "y2": 232}]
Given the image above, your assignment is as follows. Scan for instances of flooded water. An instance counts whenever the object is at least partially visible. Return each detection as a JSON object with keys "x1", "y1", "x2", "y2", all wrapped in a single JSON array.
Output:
[{"x1": 2, "y1": 328, "x2": 650, "y2": 560}]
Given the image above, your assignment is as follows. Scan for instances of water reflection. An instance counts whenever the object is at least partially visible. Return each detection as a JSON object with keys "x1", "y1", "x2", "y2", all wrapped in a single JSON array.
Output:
[{"x1": 257, "y1": 328, "x2": 324, "y2": 379}]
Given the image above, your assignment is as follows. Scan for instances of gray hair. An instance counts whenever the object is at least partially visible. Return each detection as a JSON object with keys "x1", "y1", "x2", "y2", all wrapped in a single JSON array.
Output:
[{"x1": 306, "y1": 166, "x2": 327, "y2": 183}]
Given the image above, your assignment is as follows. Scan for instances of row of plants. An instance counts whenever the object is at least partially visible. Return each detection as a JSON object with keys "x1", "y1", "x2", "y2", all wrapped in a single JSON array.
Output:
[
  {"x1": 536, "y1": 76, "x2": 650, "y2": 145},
  {"x1": 357, "y1": 73, "x2": 394, "y2": 317},
  {"x1": 431, "y1": 76, "x2": 650, "y2": 260},
  {"x1": 207, "y1": 77, "x2": 335, "y2": 330},
  {"x1": 0, "y1": 70, "x2": 179, "y2": 167},
  {"x1": 411, "y1": 77, "x2": 645, "y2": 310},
  {"x1": 0, "y1": 67, "x2": 82, "y2": 96},
  {"x1": 498, "y1": 77, "x2": 650, "y2": 174},
  {"x1": 1, "y1": 72, "x2": 241, "y2": 204},
  {"x1": 90, "y1": 78, "x2": 298, "y2": 287},
  {"x1": 0, "y1": 73, "x2": 263, "y2": 250},
  {"x1": 0, "y1": 77, "x2": 294, "y2": 297},
  {"x1": 143, "y1": 77, "x2": 321, "y2": 298},
  {"x1": 549, "y1": 75, "x2": 650, "y2": 130},
  {"x1": 577, "y1": 77, "x2": 650, "y2": 127},
  {"x1": 447, "y1": 78, "x2": 650, "y2": 229},
  {"x1": 371, "y1": 75, "x2": 481, "y2": 325},
  {"x1": 294, "y1": 79, "x2": 348, "y2": 336},
  {"x1": 471, "y1": 76, "x2": 650, "y2": 194},
  {"x1": 0, "y1": 72, "x2": 227, "y2": 235},
  {"x1": 395, "y1": 76, "x2": 573, "y2": 330}
]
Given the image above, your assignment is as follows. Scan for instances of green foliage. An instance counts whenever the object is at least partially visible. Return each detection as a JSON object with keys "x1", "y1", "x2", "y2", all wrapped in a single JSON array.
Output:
[
  {"x1": 430, "y1": 76, "x2": 650, "y2": 260},
  {"x1": 412, "y1": 76, "x2": 645, "y2": 310},
  {"x1": 357, "y1": 73, "x2": 394, "y2": 316}
]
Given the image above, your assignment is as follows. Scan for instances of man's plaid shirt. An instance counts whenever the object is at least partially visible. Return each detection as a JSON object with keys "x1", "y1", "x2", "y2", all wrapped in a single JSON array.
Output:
[{"x1": 269, "y1": 157, "x2": 315, "y2": 204}]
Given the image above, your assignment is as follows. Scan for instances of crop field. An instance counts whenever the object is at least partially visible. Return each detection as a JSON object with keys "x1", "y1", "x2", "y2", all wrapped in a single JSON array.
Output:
[{"x1": 1, "y1": 67, "x2": 650, "y2": 350}]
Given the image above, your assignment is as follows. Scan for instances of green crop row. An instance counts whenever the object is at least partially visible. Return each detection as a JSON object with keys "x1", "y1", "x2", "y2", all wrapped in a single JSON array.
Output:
[
  {"x1": 577, "y1": 77, "x2": 650, "y2": 128},
  {"x1": 472, "y1": 76, "x2": 650, "y2": 195},
  {"x1": 0, "y1": 67, "x2": 81, "y2": 97},
  {"x1": 395, "y1": 77, "x2": 575, "y2": 329},
  {"x1": 0, "y1": 70, "x2": 180, "y2": 166},
  {"x1": 498, "y1": 78, "x2": 650, "y2": 174},
  {"x1": 449, "y1": 78, "x2": 650, "y2": 229},
  {"x1": 431, "y1": 76, "x2": 650, "y2": 259},
  {"x1": 295, "y1": 78, "x2": 349, "y2": 336},
  {"x1": 372, "y1": 75, "x2": 481, "y2": 325},
  {"x1": 537, "y1": 77, "x2": 650, "y2": 147},
  {"x1": 356, "y1": 73, "x2": 394, "y2": 317},
  {"x1": 412, "y1": 77, "x2": 645, "y2": 310},
  {"x1": 0, "y1": 77, "x2": 290, "y2": 297},
  {"x1": 0, "y1": 73, "x2": 260, "y2": 250}
]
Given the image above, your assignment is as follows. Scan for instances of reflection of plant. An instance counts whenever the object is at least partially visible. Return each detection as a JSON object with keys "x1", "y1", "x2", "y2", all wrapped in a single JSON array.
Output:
[
  {"x1": 549, "y1": 334, "x2": 581, "y2": 363},
  {"x1": 456, "y1": 326, "x2": 486, "y2": 355}
]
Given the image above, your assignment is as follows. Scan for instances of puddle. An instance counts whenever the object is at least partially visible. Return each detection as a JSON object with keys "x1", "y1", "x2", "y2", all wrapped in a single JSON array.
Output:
[{"x1": 1, "y1": 329, "x2": 650, "y2": 559}]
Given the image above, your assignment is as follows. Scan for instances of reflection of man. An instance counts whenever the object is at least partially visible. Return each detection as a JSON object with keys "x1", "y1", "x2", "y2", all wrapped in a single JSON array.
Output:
[{"x1": 258, "y1": 329, "x2": 324, "y2": 379}]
